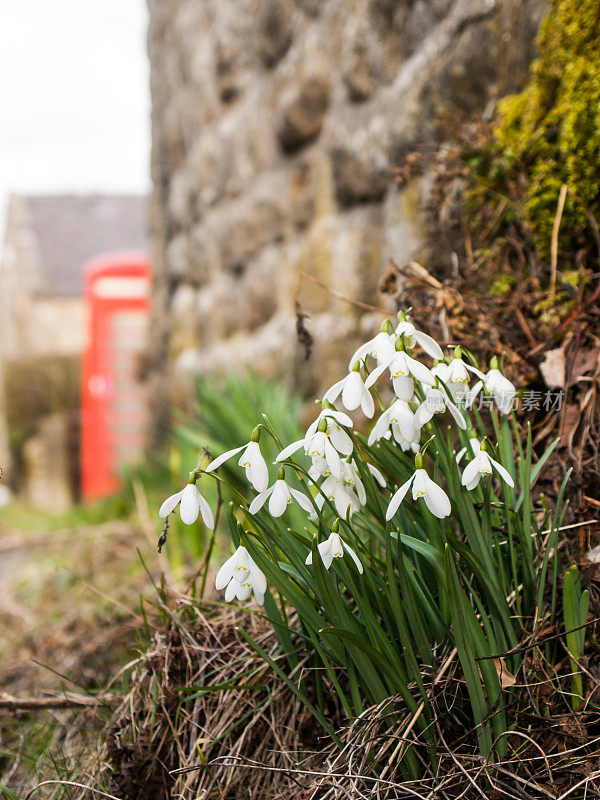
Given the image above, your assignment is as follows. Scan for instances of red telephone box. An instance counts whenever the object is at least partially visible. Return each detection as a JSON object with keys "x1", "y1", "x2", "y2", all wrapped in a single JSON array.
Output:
[{"x1": 81, "y1": 252, "x2": 151, "y2": 500}]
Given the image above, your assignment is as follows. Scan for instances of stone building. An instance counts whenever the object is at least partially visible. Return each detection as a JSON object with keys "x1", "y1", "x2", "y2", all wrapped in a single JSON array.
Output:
[
  {"x1": 146, "y1": 0, "x2": 546, "y2": 416},
  {"x1": 0, "y1": 194, "x2": 148, "y2": 509}
]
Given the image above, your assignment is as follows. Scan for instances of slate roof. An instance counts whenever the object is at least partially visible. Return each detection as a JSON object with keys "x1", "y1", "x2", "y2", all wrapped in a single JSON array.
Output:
[{"x1": 24, "y1": 195, "x2": 149, "y2": 297}]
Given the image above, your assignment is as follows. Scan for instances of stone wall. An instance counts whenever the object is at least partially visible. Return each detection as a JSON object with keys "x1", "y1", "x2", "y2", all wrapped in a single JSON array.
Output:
[{"x1": 146, "y1": 0, "x2": 546, "y2": 417}]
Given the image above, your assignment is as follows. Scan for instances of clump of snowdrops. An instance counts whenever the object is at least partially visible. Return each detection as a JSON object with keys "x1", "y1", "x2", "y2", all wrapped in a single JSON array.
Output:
[{"x1": 160, "y1": 311, "x2": 566, "y2": 775}]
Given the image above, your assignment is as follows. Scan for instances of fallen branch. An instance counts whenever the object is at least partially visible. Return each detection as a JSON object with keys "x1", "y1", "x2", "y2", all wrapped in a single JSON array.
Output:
[{"x1": 0, "y1": 691, "x2": 117, "y2": 710}]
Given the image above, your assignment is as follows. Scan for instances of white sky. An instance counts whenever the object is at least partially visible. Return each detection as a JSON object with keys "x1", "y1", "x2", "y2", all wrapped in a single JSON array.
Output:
[{"x1": 0, "y1": 0, "x2": 150, "y2": 240}]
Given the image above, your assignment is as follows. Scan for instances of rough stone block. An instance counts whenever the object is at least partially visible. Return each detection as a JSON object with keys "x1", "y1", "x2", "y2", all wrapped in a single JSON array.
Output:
[{"x1": 331, "y1": 147, "x2": 389, "y2": 207}]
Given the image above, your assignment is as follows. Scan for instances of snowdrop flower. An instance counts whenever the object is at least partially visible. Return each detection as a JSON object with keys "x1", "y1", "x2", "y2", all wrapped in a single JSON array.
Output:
[
  {"x1": 215, "y1": 545, "x2": 267, "y2": 605},
  {"x1": 324, "y1": 364, "x2": 375, "y2": 417},
  {"x1": 395, "y1": 312, "x2": 444, "y2": 360},
  {"x1": 443, "y1": 352, "x2": 473, "y2": 403},
  {"x1": 305, "y1": 521, "x2": 363, "y2": 573},
  {"x1": 315, "y1": 474, "x2": 362, "y2": 518},
  {"x1": 159, "y1": 478, "x2": 214, "y2": 528},
  {"x1": 277, "y1": 408, "x2": 353, "y2": 477},
  {"x1": 348, "y1": 321, "x2": 397, "y2": 369},
  {"x1": 368, "y1": 399, "x2": 418, "y2": 447},
  {"x1": 456, "y1": 437, "x2": 481, "y2": 464},
  {"x1": 306, "y1": 408, "x2": 354, "y2": 456},
  {"x1": 386, "y1": 455, "x2": 451, "y2": 519},
  {"x1": 308, "y1": 455, "x2": 331, "y2": 481},
  {"x1": 415, "y1": 384, "x2": 467, "y2": 430},
  {"x1": 205, "y1": 428, "x2": 269, "y2": 491},
  {"x1": 249, "y1": 468, "x2": 313, "y2": 517},
  {"x1": 467, "y1": 357, "x2": 516, "y2": 414},
  {"x1": 461, "y1": 444, "x2": 514, "y2": 491},
  {"x1": 365, "y1": 341, "x2": 435, "y2": 401}
]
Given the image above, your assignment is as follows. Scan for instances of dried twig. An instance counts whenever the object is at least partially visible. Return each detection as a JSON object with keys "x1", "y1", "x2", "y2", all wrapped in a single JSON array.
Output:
[{"x1": 549, "y1": 184, "x2": 568, "y2": 301}]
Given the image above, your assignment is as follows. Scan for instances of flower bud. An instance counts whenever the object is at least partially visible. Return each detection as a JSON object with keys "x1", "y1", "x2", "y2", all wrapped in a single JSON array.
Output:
[{"x1": 251, "y1": 426, "x2": 261, "y2": 443}]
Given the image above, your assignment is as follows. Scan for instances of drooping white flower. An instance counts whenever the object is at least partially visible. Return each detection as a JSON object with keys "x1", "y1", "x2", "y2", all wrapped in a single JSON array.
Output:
[
  {"x1": 215, "y1": 545, "x2": 267, "y2": 605},
  {"x1": 159, "y1": 481, "x2": 215, "y2": 528},
  {"x1": 308, "y1": 455, "x2": 331, "y2": 481},
  {"x1": 386, "y1": 462, "x2": 451, "y2": 519},
  {"x1": 461, "y1": 448, "x2": 514, "y2": 491},
  {"x1": 466, "y1": 359, "x2": 516, "y2": 414},
  {"x1": 368, "y1": 399, "x2": 418, "y2": 447},
  {"x1": 315, "y1": 474, "x2": 362, "y2": 518},
  {"x1": 324, "y1": 367, "x2": 375, "y2": 417},
  {"x1": 483, "y1": 368, "x2": 517, "y2": 414},
  {"x1": 249, "y1": 469, "x2": 314, "y2": 517},
  {"x1": 414, "y1": 385, "x2": 467, "y2": 430},
  {"x1": 365, "y1": 348, "x2": 435, "y2": 401},
  {"x1": 395, "y1": 317, "x2": 444, "y2": 360},
  {"x1": 349, "y1": 326, "x2": 397, "y2": 369},
  {"x1": 276, "y1": 408, "x2": 353, "y2": 477},
  {"x1": 205, "y1": 433, "x2": 269, "y2": 491},
  {"x1": 307, "y1": 408, "x2": 354, "y2": 455},
  {"x1": 305, "y1": 524, "x2": 363, "y2": 573}
]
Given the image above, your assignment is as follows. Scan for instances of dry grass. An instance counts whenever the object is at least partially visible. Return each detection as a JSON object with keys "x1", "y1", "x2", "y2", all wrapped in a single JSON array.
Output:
[{"x1": 50, "y1": 561, "x2": 600, "y2": 800}]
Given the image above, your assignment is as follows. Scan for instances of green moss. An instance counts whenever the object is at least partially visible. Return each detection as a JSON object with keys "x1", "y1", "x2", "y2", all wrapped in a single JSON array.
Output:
[{"x1": 492, "y1": 0, "x2": 600, "y2": 259}]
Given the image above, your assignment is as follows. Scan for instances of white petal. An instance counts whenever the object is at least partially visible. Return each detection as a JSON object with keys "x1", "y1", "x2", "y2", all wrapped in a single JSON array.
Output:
[
  {"x1": 205, "y1": 445, "x2": 245, "y2": 472},
  {"x1": 390, "y1": 400, "x2": 416, "y2": 441},
  {"x1": 269, "y1": 480, "x2": 290, "y2": 517},
  {"x1": 197, "y1": 492, "x2": 215, "y2": 529},
  {"x1": 444, "y1": 397, "x2": 467, "y2": 429},
  {"x1": 412, "y1": 469, "x2": 428, "y2": 499},
  {"x1": 329, "y1": 425, "x2": 353, "y2": 456},
  {"x1": 386, "y1": 475, "x2": 415, "y2": 520},
  {"x1": 461, "y1": 458, "x2": 480, "y2": 487},
  {"x1": 348, "y1": 341, "x2": 371, "y2": 371},
  {"x1": 318, "y1": 539, "x2": 335, "y2": 570},
  {"x1": 324, "y1": 409, "x2": 353, "y2": 428},
  {"x1": 305, "y1": 551, "x2": 314, "y2": 565},
  {"x1": 424, "y1": 475, "x2": 451, "y2": 518},
  {"x1": 368, "y1": 408, "x2": 391, "y2": 445},
  {"x1": 364, "y1": 362, "x2": 388, "y2": 389},
  {"x1": 354, "y1": 473, "x2": 366, "y2": 504},
  {"x1": 464, "y1": 380, "x2": 483, "y2": 409},
  {"x1": 465, "y1": 475, "x2": 481, "y2": 491},
  {"x1": 224, "y1": 580, "x2": 237, "y2": 602},
  {"x1": 489, "y1": 456, "x2": 515, "y2": 487},
  {"x1": 249, "y1": 485, "x2": 274, "y2": 515},
  {"x1": 414, "y1": 331, "x2": 443, "y2": 360},
  {"x1": 215, "y1": 553, "x2": 238, "y2": 590},
  {"x1": 289, "y1": 487, "x2": 314, "y2": 513},
  {"x1": 455, "y1": 446, "x2": 467, "y2": 464},
  {"x1": 392, "y1": 375, "x2": 414, "y2": 401},
  {"x1": 415, "y1": 400, "x2": 434, "y2": 428},
  {"x1": 245, "y1": 448, "x2": 269, "y2": 492},
  {"x1": 276, "y1": 439, "x2": 305, "y2": 462},
  {"x1": 323, "y1": 377, "x2": 346, "y2": 404},
  {"x1": 248, "y1": 559, "x2": 267, "y2": 595},
  {"x1": 341, "y1": 373, "x2": 363, "y2": 411},
  {"x1": 159, "y1": 490, "x2": 183, "y2": 518},
  {"x1": 360, "y1": 387, "x2": 375, "y2": 418},
  {"x1": 405, "y1": 354, "x2": 435, "y2": 385},
  {"x1": 342, "y1": 541, "x2": 364, "y2": 574},
  {"x1": 465, "y1": 363, "x2": 486, "y2": 381},
  {"x1": 324, "y1": 439, "x2": 343, "y2": 478},
  {"x1": 367, "y1": 464, "x2": 386, "y2": 487},
  {"x1": 179, "y1": 484, "x2": 201, "y2": 525}
]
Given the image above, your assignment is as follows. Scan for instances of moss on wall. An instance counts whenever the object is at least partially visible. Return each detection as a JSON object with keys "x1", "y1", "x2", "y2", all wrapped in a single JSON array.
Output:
[{"x1": 493, "y1": 0, "x2": 600, "y2": 259}]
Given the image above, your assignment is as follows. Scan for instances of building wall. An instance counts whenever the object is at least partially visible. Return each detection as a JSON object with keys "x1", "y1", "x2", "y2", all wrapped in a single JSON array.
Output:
[{"x1": 146, "y1": 0, "x2": 546, "y2": 410}]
